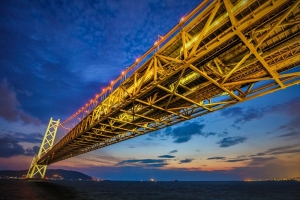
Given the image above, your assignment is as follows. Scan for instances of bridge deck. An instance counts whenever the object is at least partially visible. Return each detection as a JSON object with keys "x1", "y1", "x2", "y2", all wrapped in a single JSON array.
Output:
[{"x1": 38, "y1": 0, "x2": 300, "y2": 165}]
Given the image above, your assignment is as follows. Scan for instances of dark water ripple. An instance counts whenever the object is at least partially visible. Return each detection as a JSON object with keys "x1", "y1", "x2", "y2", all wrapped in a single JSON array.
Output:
[{"x1": 0, "y1": 180, "x2": 299, "y2": 200}]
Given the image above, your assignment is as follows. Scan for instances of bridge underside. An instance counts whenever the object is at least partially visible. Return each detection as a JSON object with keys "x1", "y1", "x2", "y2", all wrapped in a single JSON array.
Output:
[{"x1": 38, "y1": 0, "x2": 300, "y2": 165}]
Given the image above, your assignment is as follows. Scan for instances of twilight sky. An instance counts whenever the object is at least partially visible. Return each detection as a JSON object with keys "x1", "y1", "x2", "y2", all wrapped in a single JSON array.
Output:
[{"x1": 0, "y1": 0, "x2": 299, "y2": 181}]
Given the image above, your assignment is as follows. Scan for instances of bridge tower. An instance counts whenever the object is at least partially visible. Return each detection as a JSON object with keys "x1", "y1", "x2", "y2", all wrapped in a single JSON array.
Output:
[{"x1": 26, "y1": 118, "x2": 60, "y2": 179}]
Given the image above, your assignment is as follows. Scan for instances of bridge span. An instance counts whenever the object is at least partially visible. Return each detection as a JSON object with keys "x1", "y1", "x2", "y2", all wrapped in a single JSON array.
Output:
[{"x1": 27, "y1": 0, "x2": 300, "y2": 178}]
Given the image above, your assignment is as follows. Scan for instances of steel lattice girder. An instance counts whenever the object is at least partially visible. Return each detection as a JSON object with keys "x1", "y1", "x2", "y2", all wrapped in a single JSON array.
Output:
[{"x1": 38, "y1": 0, "x2": 300, "y2": 165}]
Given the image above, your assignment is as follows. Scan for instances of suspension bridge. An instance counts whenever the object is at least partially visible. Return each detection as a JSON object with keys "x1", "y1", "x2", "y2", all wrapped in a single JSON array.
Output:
[{"x1": 27, "y1": 0, "x2": 300, "y2": 178}]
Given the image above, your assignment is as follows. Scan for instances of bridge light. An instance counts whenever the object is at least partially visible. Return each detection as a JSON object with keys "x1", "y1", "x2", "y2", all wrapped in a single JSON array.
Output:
[
  {"x1": 136, "y1": 58, "x2": 139, "y2": 62},
  {"x1": 241, "y1": 0, "x2": 248, "y2": 5},
  {"x1": 111, "y1": 81, "x2": 114, "y2": 84},
  {"x1": 154, "y1": 41, "x2": 158, "y2": 45},
  {"x1": 122, "y1": 71, "x2": 125, "y2": 74},
  {"x1": 180, "y1": 17, "x2": 185, "y2": 22}
]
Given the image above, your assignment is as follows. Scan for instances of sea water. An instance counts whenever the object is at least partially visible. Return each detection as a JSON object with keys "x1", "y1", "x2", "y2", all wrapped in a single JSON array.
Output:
[{"x1": 0, "y1": 179, "x2": 299, "y2": 200}]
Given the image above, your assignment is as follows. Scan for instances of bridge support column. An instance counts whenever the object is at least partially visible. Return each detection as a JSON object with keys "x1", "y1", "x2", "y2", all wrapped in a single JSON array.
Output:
[{"x1": 26, "y1": 117, "x2": 60, "y2": 179}]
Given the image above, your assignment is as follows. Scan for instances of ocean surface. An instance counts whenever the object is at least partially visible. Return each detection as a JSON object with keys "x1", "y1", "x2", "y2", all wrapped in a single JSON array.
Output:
[{"x1": 0, "y1": 180, "x2": 299, "y2": 200}]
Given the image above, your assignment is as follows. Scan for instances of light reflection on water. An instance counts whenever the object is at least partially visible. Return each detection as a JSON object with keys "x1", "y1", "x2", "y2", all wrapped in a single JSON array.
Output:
[{"x1": 0, "y1": 180, "x2": 299, "y2": 200}]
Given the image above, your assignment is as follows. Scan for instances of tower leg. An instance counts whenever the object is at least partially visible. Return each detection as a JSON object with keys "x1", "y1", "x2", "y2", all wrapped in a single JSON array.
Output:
[{"x1": 26, "y1": 117, "x2": 60, "y2": 179}]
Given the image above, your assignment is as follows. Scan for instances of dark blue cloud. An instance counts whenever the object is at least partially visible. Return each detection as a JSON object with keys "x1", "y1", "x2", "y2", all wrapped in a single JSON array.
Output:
[
  {"x1": 266, "y1": 147, "x2": 300, "y2": 155},
  {"x1": 0, "y1": 135, "x2": 24, "y2": 158},
  {"x1": 225, "y1": 158, "x2": 249, "y2": 163},
  {"x1": 278, "y1": 132, "x2": 299, "y2": 138},
  {"x1": 220, "y1": 107, "x2": 243, "y2": 118},
  {"x1": 220, "y1": 107, "x2": 265, "y2": 124},
  {"x1": 220, "y1": 156, "x2": 276, "y2": 165},
  {"x1": 250, "y1": 157, "x2": 276, "y2": 163},
  {"x1": 218, "y1": 130, "x2": 229, "y2": 137},
  {"x1": 0, "y1": 130, "x2": 43, "y2": 143},
  {"x1": 169, "y1": 122, "x2": 205, "y2": 143},
  {"x1": 271, "y1": 116, "x2": 300, "y2": 136},
  {"x1": 150, "y1": 122, "x2": 217, "y2": 143},
  {"x1": 0, "y1": 135, "x2": 39, "y2": 158},
  {"x1": 269, "y1": 97, "x2": 300, "y2": 116},
  {"x1": 250, "y1": 145, "x2": 300, "y2": 158},
  {"x1": 207, "y1": 157, "x2": 226, "y2": 160},
  {"x1": 221, "y1": 97, "x2": 300, "y2": 127},
  {"x1": 179, "y1": 158, "x2": 194, "y2": 164},
  {"x1": 169, "y1": 150, "x2": 178, "y2": 154},
  {"x1": 264, "y1": 145, "x2": 298, "y2": 154},
  {"x1": 117, "y1": 159, "x2": 168, "y2": 168},
  {"x1": 0, "y1": 80, "x2": 41, "y2": 125},
  {"x1": 24, "y1": 146, "x2": 39, "y2": 156},
  {"x1": 217, "y1": 136, "x2": 247, "y2": 148},
  {"x1": 158, "y1": 155, "x2": 175, "y2": 158},
  {"x1": 231, "y1": 124, "x2": 241, "y2": 130}
]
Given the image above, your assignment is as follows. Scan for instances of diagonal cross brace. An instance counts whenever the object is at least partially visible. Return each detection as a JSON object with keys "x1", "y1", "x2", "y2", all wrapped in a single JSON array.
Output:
[{"x1": 26, "y1": 118, "x2": 60, "y2": 179}]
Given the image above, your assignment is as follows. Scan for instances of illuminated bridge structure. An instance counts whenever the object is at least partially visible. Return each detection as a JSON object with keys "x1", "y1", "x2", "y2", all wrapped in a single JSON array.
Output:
[{"x1": 27, "y1": 0, "x2": 300, "y2": 178}]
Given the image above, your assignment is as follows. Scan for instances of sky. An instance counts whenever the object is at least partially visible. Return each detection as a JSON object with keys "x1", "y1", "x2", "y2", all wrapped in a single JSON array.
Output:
[{"x1": 0, "y1": 0, "x2": 299, "y2": 181}]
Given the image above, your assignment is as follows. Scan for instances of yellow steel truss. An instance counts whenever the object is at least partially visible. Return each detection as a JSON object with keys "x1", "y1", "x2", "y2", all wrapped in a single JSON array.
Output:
[
  {"x1": 37, "y1": 0, "x2": 300, "y2": 165},
  {"x1": 26, "y1": 118, "x2": 59, "y2": 179}
]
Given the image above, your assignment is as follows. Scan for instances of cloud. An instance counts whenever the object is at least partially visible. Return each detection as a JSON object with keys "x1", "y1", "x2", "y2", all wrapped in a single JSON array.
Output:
[
  {"x1": 206, "y1": 155, "x2": 275, "y2": 165},
  {"x1": 214, "y1": 155, "x2": 276, "y2": 166},
  {"x1": 207, "y1": 157, "x2": 226, "y2": 160},
  {"x1": 0, "y1": 135, "x2": 39, "y2": 158},
  {"x1": 269, "y1": 97, "x2": 300, "y2": 116},
  {"x1": 217, "y1": 136, "x2": 247, "y2": 147},
  {"x1": 179, "y1": 158, "x2": 194, "y2": 164},
  {"x1": 269, "y1": 116, "x2": 300, "y2": 136},
  {"x1": 231, "y1": 124, "x2": 241, "y2": 130},
  {"x1": 0, "y1": 79, "x2": 40, "y2": 125},
  {"x1": 278, "y1": 131, "x2": 299, "y2": 138},
  {"x1": 167, "y1": 122, "x2": 205, "y2": 143},
  {"x1": 126, "y1": 141, "x2": 163, "y2": 149},
  {"x1": 225, "y1": 158, "x2": 250, "y2": 162},
  {"x1": 268, "y1": 148, "x2": 300, "y2": 155},
  {"x1": 151, "y1": 121, "x2": 216, "y2": 143},
  {"x1": 117, "y1": 159, "x2": 168, "y2": 168},
  {"x1": 24, "y1": 146, "x2": 39, "y2": 156},
  {"x1": 220, "y1": 107, "x2": 243, "y2": 118},
  {"x1": 221, "y1": 97, "x2": 300, "y2": 129},
  {"x1": 250, "y1": 145, "x2": 300, "y2": 158},
  {"x1": 0, "y1": 130, "x2": 43, "y2": 143},
  {"x1": 264, "y1": 145, "x2": 298, "y2": 154},
  {"x1": 265, "y1": 98, "x2": 300, "y2": 136},
  {"x1": 218, "y1": 130, "x2": 229, "y2": 137},
  {"x1": 0, "y1": 135, "x2": 24, "y2": 158},
  {"x1": 169, "y1": 150, "x2": 178, "y2": 154},
  {"x1": 220, "y1": 107, "x2": 265, "y2": 124},
  {"x1": 248, "y1": 157, "x2": 276, "y2": 166},
  {"x1": 158, "y1": 155, "x2": 175, "y2": 158}
]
